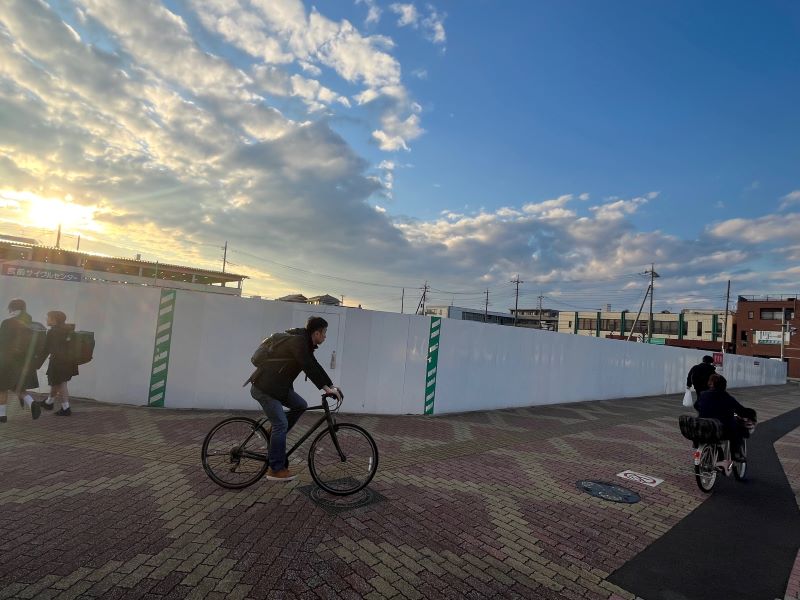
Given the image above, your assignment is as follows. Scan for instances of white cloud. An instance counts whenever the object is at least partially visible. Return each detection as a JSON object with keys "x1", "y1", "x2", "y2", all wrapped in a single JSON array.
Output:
[
  {"x1": 421, "y1": 6, "x2": 446, "y2": 45},
  {"x1": 356, "y1": 0, "x2": 381, "y2": 25},
  {"x1": 780, "y1": 190, "x2": 800, "y2": 210},
  {"x1": 709, "y1": 213, "x2": 800, "y2": 244},
  {"x1": 389, "y1": 3, "x2": 446, "y2": 45},
  {"x1": 390, "y1": 3, "x2": 419, "y2": 27},
  {"x1": 590, "y1": 196, "x2": 650, "y2": 220}
]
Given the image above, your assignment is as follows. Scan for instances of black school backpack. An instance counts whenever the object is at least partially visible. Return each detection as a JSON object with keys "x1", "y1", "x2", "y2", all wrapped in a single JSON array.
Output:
[
  {"x1": 69, "y1": 330, "x2": 95, "y2": 365},
  {"x1": 11, "y1": 320, "x2": 46, "y2": 365}
]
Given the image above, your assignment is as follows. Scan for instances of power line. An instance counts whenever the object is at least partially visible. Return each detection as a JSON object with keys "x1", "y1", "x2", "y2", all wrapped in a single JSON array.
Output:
[{"x1": 230, "y1": 248, "x2": 411, "y2": 290}]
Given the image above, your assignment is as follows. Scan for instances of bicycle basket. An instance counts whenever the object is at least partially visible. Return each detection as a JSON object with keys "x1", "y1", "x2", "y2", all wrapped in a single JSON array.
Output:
[{"x1": 678, "y1": 415, "x2": 724, "y2": 444}]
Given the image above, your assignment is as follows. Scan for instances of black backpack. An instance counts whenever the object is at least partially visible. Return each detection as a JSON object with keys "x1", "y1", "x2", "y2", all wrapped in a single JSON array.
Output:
[
  {"x1": 12, "y1": 320, "x2": 46, "y2": 365},
  {"x1": 244, "y1": 328, "x2": 303, "y2": 386},
  {"x1": 70, "y1": 330, "x2": 95, "y2": 365}
]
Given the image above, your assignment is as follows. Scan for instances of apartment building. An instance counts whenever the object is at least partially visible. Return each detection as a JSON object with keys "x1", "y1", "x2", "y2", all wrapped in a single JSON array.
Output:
[
  {"x1": 735, "y1": 295, "x2": 797, "y2": 378},
  {"x1": 557, "y1": 308, "x2": 733, "y2": 350}
]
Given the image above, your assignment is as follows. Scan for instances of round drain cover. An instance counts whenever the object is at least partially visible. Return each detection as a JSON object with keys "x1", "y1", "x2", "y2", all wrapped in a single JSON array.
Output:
[
  {"x1": 310, "y1": 487, "x2": 373, "y2": 509},
  {"x1": 576, "y1": 480, "x2": 641, "y2": 504}
]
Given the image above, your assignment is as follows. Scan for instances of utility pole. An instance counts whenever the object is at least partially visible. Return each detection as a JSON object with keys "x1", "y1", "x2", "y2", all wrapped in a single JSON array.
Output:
[
  {"x1": 415, "y1": 281, "x2": 429, "y2": 315},
  {"x1": 511, "y1": 275, "x2": 523, "y2": 326},
  {"x1": 484, "y1": 289, "x2": 489, "y2": 323},
  {"x1": 341, "y1": 295, "x2": 345, "y2": 306},
  {"x1": 644, "y1": 264, "x2": 660, "y2": 343},
  {"x1": 222, "y1": 241, "x2": 228, "y2": 272},
  {"x1": 537, "y1": 294, "x2": 544, "y2": 329},
  {"x1": 627, "y1": 284, "x2": 652, "y2": 342},
  {"x1": 722, "y1": 279, "x2": 731, "y2": 353},
  {"x1": 401, "y1": 288, "x2": 404, "y2": 314},
  {"x1": 76, "y1": 234, "x2": 81, "y2": 251},
  {"x1": 55, "y1": 224, "x2": 62, "y2": 249}
]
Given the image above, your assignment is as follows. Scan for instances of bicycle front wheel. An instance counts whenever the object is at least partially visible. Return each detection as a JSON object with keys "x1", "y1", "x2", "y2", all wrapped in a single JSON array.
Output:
[
  {"x1": 309, "y1": 423, "x2": 378, "y2": 496},
  {"x1": 201, "y1": 417, "x2": 270, "y2": 489},
  {"x1": 694, "y1": 444, "x2": 717, "y2": 493}
]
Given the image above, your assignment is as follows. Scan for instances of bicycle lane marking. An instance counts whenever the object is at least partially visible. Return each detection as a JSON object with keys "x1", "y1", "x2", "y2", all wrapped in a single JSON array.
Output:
[
  {"x1": 148, "y1": 288, "x2": 177, "y2": 407},
  {"x1": 608, "y1": 405, "x2": 800, "y2": 600},
  {"x1": 423, "y1": 317, "x2": 441, "y2": 415}
]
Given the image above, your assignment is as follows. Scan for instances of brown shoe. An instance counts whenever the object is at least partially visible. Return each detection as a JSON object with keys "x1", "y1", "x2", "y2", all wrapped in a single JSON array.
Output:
[{"x1": 266, "y1": 468, "x2": 297, "y2": 481}]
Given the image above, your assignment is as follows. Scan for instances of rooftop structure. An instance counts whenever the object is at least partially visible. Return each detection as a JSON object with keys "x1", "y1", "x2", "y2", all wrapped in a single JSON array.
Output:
[{"x1": 0, "y1": 239, "x2": 246, "y2": 295}]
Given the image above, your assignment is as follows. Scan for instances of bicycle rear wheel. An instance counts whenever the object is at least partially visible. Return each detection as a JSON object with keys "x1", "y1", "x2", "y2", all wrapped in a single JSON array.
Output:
[
  {"x1": 733, "y1": 439, "x2": 747, "y2": 481},
  {"x1": 694, "y1": 444, "x2": 717, "y2": 493},
  {"x1": 201, "y1": 417, "x2": 270, "y2": 489},
  {"x1": 308, "y1": 423, "x2": 378, "y2": 496}
]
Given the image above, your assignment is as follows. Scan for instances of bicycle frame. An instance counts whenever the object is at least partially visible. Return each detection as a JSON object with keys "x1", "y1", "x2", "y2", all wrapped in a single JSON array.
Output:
[
  {"x1": 238, "y1": 395, "x2": 347, "y2": 463},
  {"x1": 693, "y1": 440, "x2": 732, "y2": 473}
]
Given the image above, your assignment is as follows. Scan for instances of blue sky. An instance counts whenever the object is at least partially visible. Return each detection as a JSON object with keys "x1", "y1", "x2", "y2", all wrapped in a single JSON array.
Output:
[{"x1": 0, "y1": 0, "x2": 798, "y2": 312}]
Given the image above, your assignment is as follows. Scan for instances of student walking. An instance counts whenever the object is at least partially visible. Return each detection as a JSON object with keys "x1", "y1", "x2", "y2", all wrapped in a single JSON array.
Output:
[
  {"x1": 0, "y1": 298, "x2": 43, "y2": 422},
  {"x1": 40, "y1": 310, "x2": 79, "y2": 416}
]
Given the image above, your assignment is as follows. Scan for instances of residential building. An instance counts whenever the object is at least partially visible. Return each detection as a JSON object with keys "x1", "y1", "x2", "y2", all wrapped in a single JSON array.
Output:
[
  {"x1": 734, "y1": 295, "x2": 798, "y2": 378},
  {"x1": 425, "y1": 305, "x2": 516, "y2": 326},
  {"x1": 276, "y1": 294, "x2": 308, "y2": 303},
  {"x1": 306, "y1": 294, "x2": 341, "y2": 306},
  {"x1": 0, "y1": 240, "x2": 246, "y2": 295},
  {"x1": 557, "y1": 308, "x2": 734, "y2": 350},
  {"x1": 510, "y1": 308, "x2": 559, "y2": 331}
]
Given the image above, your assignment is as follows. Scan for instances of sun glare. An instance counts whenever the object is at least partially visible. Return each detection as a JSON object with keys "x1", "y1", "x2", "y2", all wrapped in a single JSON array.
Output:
[{"x1": 1, "y1": 190, "x2": 100, "y2": 233}]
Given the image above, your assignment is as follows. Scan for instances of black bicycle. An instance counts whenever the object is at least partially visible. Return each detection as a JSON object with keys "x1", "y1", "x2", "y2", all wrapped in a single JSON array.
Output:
[{"x1": 201, "y1": 391, "x2": 378, "y2": 496}]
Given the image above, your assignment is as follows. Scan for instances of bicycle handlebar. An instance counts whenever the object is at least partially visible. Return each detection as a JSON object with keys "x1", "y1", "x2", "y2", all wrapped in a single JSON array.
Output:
[{"x1": 321, "y1": 389, "x2": 344, "y2": 411}]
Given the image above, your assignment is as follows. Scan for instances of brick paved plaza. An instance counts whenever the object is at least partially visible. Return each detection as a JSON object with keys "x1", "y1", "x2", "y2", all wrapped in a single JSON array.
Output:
[{"x1": 1, "y1": 385, "x2": 798, "y2": 600}]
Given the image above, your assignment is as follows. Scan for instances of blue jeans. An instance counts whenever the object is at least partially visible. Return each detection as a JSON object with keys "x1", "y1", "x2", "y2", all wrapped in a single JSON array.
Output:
[{"x1": 250, "y1": 386, "x2": 307, "y2": 471}]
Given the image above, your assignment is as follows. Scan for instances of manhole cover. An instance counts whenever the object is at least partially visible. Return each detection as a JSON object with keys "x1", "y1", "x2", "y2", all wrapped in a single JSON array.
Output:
[
  {"x1": 577, "y1": 480, "x2": 641, "y2": 503},
  {"x1": 298, "y1": 484, "x2": 386, "y2": 515}
]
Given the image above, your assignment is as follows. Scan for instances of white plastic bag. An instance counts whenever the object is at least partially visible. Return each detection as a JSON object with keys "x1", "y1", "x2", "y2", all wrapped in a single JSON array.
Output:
[{"x1": 682, "y1": 387, "x2": 695, "y2": 408}]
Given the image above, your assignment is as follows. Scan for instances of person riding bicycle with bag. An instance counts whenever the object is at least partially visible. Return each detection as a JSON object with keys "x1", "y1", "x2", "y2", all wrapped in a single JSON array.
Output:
[
  {"x1": 695, "y1": 374, "x2": 756, "y2": 462},
  {"x1": 249, "y1": 316, "x2": 340, "y2": 482},
  {"x1": 686, "y1": 355, "x2": 716, "y2": 410}
]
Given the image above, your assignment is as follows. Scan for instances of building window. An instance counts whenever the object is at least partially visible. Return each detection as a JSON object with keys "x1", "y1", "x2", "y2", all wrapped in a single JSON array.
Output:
[
  {"x1": 741, "y1": 330, "x2": 747, "y2": 341},
  {"x1": 623, "y1": 321, "x2": 648, "y2": 334},
  {"x1": 697, "y1": 322, "x2": 703, "y2": 336},
  {"x1": 599, "y1": 319, "x2": 621, "y2": 332},
  {"x1": 651, "y1": 321, "x2": 679, "y2": 336},
  {"x1": 760, "y1": 309, "x2": 782, "y2": 320},
  {"x1": 748, "y1": 311, "x2": 753, "y2": 319}
]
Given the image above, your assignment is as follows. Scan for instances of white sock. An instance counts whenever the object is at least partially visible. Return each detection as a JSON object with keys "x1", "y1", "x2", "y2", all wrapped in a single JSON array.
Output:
[
  {"x1": 45, "y1": 397, "x2": 55, "y2": 406},
  {"x1": 0, "y1": 405, "x2": 6, "y2": 417},
  {"x1": 61, "y1": 401, "x2": 70, "y2": 410},
  {"x1": 23, "y1": 395, "x2": 34, "y2": 408}
]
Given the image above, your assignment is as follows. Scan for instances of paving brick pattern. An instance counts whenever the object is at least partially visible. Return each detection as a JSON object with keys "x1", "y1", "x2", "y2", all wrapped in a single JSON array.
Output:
[
  {"x1": 0, "y1": 384, "x2": 797, "y2": 600},
  {"x1": 777, "y1": 422, "x2": 800, "y2": 600}
]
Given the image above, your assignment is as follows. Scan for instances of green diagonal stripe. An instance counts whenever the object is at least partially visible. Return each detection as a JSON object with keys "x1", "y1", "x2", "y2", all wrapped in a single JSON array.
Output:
[
  {"x1": 424, "y1": 317, "x2": 441, "y2": 415},
  {"x1": 148, "y1": 289, "x2": 176, "y2": 407}
]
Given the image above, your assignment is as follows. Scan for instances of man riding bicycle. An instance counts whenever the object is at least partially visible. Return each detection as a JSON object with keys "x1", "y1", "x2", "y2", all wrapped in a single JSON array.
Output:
[
  {"x1": 695, "y1": 374, "x2": 756, "y2": 462},
  {"x1": 686, "y1": 355, "x2": 716, "y2": 410},
  {"x1": 249, "y1": 316, "x2": 340, "y2": 481}
]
